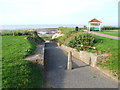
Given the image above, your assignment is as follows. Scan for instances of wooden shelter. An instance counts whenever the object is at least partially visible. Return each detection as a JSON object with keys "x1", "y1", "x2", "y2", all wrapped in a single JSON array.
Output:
[{"x1": 88, "y1": 18, "x2": 102, "y2": 31}]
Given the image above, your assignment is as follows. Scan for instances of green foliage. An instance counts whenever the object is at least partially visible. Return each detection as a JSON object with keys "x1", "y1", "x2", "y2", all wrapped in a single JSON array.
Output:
[
  {"x1": 58, "y1": 27, "x2": 84, "y2": 34},
  {"x1": 99, "y1": 30, "x2": 118, "y2": 37},
  {"x1": 1, "y1": 30, "x2": 37, "y2": 36},
  {"x1": 57, "y1": 30, "x2": 76, "y2": 44},
  {"x1": 32, "y1": 36, "x2": 45, "y2": 43},
  {"x1": 79, "y1": 28, "x2": 84, "y2": 30},
  {"x1": 55, "y1": 27, "x2": 119, "y2": 78},
  {"x1": 42, "y1": 36, "x2": 52, "y2": 40},
  {"x1": 101, "y1": 26, "x2": 120, "y2": 30},
  {"x1": 65, "y1": 32, "x2": 96, "y2": 51},
  {"x1": 2, "y1": 36, "x2": 44, "y2": 88},
  {"x1": 56, "y1": 27, "x2": 96, "y2": 51},
  {"x1": 58, "y1": 27, "x2": 74, "y2": 34},
  {"x1": 94, "y1": 35, "x2": 119, "y2": 77}
]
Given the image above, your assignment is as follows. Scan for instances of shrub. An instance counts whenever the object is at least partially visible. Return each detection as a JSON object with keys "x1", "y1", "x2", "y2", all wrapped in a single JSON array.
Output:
[
  {"x1": 55, "y1": 27, "x2": 97, "y2": 51},
  {"x1": 101, "y1": 26, "x2": 120, "y2": 30},
  {"x1": 65, "y1": 32, "x2": 96, "y2": 51}
]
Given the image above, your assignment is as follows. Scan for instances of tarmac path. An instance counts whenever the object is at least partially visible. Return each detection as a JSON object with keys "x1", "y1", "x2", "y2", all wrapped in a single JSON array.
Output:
[{"x1": 44, "y1": 42, "x2": 118, "y2": 88}]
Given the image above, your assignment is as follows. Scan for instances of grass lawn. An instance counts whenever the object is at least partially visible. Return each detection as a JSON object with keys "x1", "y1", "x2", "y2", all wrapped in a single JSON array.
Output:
[
  {"x1": 57, "y1": 27, "x2": 119, "y2": 78},
  {"x1": 91, "y1": 35, "x2": 119, "y2": 78},
  {"x1": 2, "y1": 36, "x2": 44, "y2": 88},
  {"x1": 98, "y1": 30, "x2": 119, "y2": 37},
  {"x1": 41, "y1": 36, "x2": 52, "y2": 41}
]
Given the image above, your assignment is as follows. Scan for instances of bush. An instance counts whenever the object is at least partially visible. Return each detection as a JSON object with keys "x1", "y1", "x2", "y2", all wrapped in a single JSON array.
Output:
[
  {"x1": 55, "y1": 27, "x2": 97, "y2": 51},
  {"x1": 65, "y1": 32, "x2": 96, "y2": 51},
  {"x1": 101, "y1": 26, "x2": 120, "y2": 30}
]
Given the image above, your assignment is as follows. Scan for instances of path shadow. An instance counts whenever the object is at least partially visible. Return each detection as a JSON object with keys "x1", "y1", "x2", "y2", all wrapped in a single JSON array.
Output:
[{"x1": 72, "y1": 61, "x2": 90, "y2": 69}]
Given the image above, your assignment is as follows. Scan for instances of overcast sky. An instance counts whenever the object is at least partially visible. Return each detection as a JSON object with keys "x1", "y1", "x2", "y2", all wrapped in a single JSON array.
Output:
[{"x1": 0, "y1": 0, "x2": 119, "y2": 26}]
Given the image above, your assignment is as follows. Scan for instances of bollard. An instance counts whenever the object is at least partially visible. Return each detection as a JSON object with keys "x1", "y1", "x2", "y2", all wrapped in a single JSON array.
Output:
[
  {"x1": 57, "y1": 43, "x2": 60, "y2": 47},
  {"x1": 67, "y1": 51, "x2": 72, "y2": 70}
]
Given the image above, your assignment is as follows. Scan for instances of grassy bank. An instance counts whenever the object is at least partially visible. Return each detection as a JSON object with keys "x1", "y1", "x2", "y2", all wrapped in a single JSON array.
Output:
[
  {"x1": 55, "y1": 27, "x2": 119, "y2": 78},
  {"x1": 2, "y1": 36, "x2": 44, "y2": 88},
  {"x1": 1, "y1": 30, "x2": 37, "y2": 36},
  {"x1": 99, "y1": 30, "x2": 119, "y2": 37},
  {"x1": 93, "y1": 36, "x2": 118, "y2": 77},
  {"x1": 41, "y1": 36, "x2": 52, "y2": 41}
]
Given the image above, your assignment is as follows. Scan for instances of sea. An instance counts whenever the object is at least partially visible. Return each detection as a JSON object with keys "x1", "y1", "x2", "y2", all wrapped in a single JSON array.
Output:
[{"x1": 0, "y1": 24, "x2": 85, "y2": 31}]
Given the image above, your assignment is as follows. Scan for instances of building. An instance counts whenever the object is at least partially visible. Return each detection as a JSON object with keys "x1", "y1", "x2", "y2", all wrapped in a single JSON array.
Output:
[{"x1": 88, "y1": 18, "x2": 102, "y2": 31}]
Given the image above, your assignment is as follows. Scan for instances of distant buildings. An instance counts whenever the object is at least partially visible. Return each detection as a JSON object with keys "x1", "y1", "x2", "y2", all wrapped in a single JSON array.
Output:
[{"x1": 88, "y1": 18, "x2": 102, "y2": 31}]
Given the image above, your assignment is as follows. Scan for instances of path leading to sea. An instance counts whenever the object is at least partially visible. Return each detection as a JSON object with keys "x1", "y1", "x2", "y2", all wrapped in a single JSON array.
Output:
[
  {"x1": 44, "y1": 42, "x2": 118, "y2": 88},
  {"x1": 87, "y1": 31, "x2": 120, "y2": 40}
]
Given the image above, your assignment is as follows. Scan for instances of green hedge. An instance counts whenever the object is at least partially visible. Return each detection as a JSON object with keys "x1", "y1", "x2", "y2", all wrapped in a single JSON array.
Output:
[
  {"x1": 101, "y1": 26, "x2": 120, "y2": 30},
  {"x1": 1, "y1": 30, "x2": 37, "y2": 36}
]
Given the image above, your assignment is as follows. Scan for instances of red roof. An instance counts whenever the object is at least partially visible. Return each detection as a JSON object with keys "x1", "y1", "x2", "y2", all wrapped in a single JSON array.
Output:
[{"x1": 89, "y1": 18, "x2": 102, "y2": 23}]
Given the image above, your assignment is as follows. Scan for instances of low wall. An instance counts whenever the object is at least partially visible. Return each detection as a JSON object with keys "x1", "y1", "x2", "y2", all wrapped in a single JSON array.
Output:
[
  {"x1": 26, "y1": 36, "x2": 45, "y2": 68},
  {"x1": 57, "y1": 43, "x2": 108, "y2": 67},
  {"x1": 37, "y1": 44, "x2": 45, "y2": 68},
  {"x1": 24, "y1": 43, "x2": 45, "y2": 69},
  {"x1": 57, "y1": 42, "x2": 118, "y2": 82}
]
